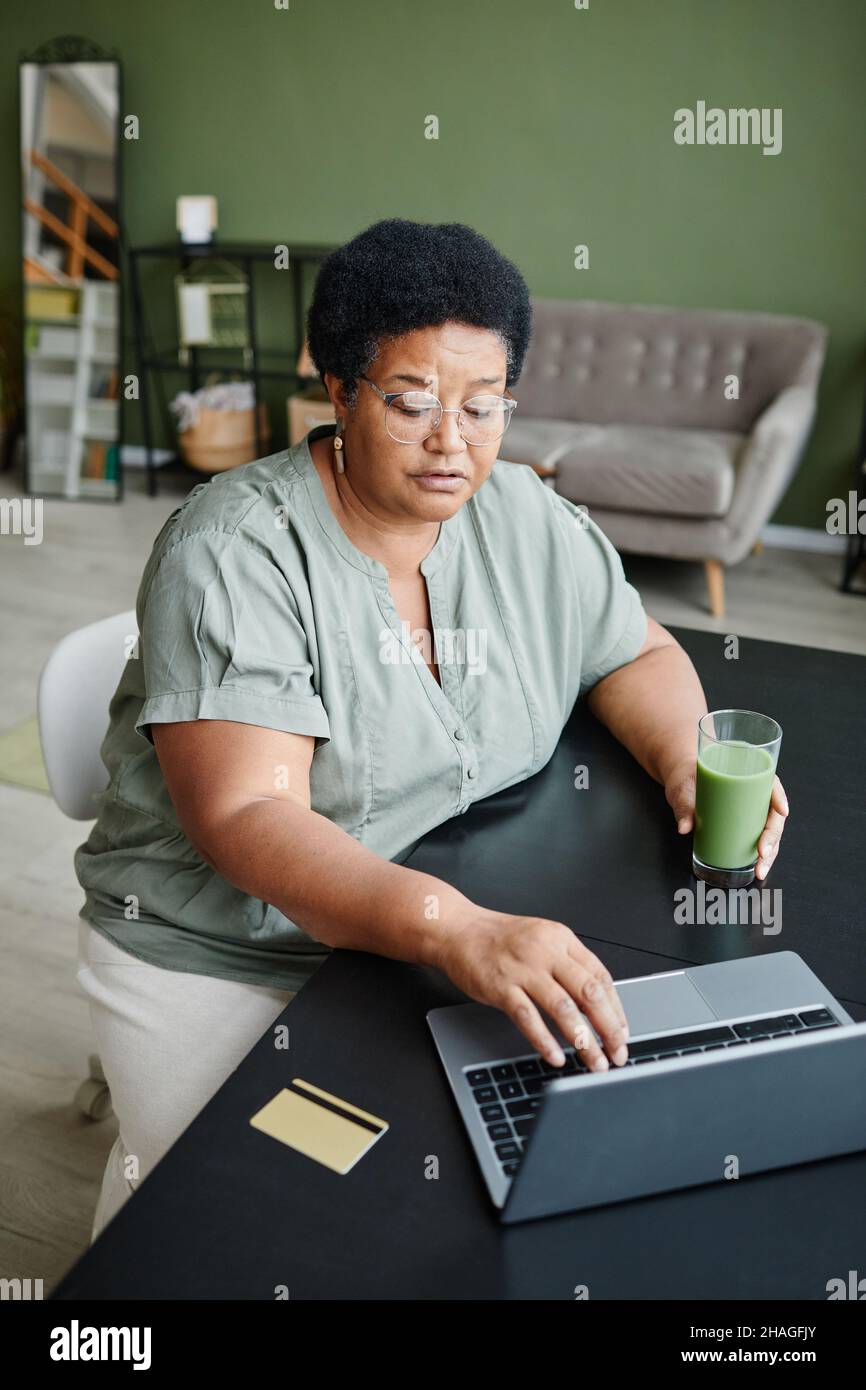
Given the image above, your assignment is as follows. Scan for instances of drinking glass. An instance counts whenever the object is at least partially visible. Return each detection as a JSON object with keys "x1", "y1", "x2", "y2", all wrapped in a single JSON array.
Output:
[{"x1": 692, "y1": 709, "x2": 782, "y2": 888}]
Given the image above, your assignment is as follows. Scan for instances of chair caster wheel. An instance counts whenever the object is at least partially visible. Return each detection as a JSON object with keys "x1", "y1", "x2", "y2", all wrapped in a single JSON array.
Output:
[{"x1": 75, "y1": 1077, "x2": 113, "y2": 1121}]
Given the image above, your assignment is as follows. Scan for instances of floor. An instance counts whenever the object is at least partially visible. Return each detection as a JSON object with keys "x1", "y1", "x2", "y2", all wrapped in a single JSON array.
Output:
[
  {"x1": 0, "y1": 464, "x2": 864, "y2": 1293},
  {"x1": 624, "y1": 546, "x2": 866, "y2": 655}
]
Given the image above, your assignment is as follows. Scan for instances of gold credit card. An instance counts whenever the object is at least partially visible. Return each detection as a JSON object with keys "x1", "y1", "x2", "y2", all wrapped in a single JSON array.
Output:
[{"x1": 249, "y1": 1078, "x2": 388, "y2": 1174}]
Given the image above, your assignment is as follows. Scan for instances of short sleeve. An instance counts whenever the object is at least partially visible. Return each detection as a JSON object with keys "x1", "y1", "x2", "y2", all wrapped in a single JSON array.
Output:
[
  {"x1": 136, "y1": 531, "x2": 331, "y2": 745},
  {"x1": 550, "y1": 492, "x2": 648, "y2": 696}
]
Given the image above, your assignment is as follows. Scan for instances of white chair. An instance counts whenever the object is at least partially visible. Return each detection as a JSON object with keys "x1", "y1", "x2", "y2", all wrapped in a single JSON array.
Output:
[{"x1": 37, "y1": 610, "x2": 138, "y2": 1119}]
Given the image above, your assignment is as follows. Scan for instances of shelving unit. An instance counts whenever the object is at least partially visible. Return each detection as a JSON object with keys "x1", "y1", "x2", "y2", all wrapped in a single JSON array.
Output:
[
  {"x1": 70, "y1": 281, "x2": 120, "y2": 499},
  {"x1": 129, "y1": 241, "x2": 334, "y2": 495},
  {"x1": 25, "y1": 280, "x2": 120, "y2": 498},
  {"x1": 25, "y1": 300, "x2": 78, "y2": 496}
]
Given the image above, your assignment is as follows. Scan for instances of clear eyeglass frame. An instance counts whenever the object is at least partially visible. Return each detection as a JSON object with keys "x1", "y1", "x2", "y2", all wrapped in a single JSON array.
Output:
[{"x1": 360, "y1": 374, "x2": 517, "y2": 444}]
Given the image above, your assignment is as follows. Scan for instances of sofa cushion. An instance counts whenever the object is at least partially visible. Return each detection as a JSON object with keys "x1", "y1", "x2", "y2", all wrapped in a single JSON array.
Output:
[
  {"x1": 497, "y1": 417, "x2": 594, "y2": 471},
  {"x1": 554, "y1": 424, "x2": 745, "y2": 519}
]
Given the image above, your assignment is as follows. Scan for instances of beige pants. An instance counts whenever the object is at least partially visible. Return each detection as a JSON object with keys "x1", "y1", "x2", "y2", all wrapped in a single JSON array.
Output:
[{"x1": 76, "y1": 921, "x2": 295, "y2": 1242}]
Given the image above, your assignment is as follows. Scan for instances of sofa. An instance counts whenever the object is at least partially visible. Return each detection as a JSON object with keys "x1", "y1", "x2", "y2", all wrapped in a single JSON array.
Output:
[{"x1": 501, "y1": 298, "x2": 827, "y2": 616}]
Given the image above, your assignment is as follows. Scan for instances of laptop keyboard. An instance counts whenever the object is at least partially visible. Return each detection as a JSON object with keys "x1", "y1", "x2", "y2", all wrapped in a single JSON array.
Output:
[{"x1": 464, "y1": 1007, "x2": 841, "y2": 1178}]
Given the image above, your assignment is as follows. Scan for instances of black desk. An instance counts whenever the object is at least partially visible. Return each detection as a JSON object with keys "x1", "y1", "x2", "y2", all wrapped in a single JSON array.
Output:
[{"x1": 54, "y1": 629, "x2": 866, "y2": 1300}]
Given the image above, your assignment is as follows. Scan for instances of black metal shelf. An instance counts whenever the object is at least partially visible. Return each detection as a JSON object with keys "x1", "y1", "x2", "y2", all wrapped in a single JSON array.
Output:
[
  {"x1": 131, "y1": 240, "x2": 335, "y2": 260},
  {"x1": 128, "y1": 239, "x2": 334, "y2": 495},
  {"x1": 141, "y1": 351, "x2": 306, "y2": 382}
]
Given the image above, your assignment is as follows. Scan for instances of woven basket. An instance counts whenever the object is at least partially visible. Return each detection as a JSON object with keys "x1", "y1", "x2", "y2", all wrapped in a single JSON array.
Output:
[{"x1": 179, "y1": 401, "x2": 271, "y2": 473}]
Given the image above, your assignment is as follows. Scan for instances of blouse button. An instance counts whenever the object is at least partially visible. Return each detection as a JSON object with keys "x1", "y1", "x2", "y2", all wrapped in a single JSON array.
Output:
[
  {"x1": 454, "y1": 728, "x2": 465, "y2": 740},
  {"x1": 467, "y1": 766, "x2": 478, "y2": 779}
]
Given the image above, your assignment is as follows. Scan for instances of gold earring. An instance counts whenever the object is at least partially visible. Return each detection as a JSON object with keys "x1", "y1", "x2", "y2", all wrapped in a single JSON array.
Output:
[{"x1": 333, "y1": 421, "x2": 345, "y2": 474}]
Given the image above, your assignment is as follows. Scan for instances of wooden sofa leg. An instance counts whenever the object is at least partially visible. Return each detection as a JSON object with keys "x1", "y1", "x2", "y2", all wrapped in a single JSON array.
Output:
[{"x1": 704, "y1": 559, "x2": 725, "y2": 618}]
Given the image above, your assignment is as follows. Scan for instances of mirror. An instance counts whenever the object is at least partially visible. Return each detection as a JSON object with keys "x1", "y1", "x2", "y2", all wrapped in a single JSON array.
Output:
[{"x1": 20, "y1": 38, "x2": 122, "y2": 499}]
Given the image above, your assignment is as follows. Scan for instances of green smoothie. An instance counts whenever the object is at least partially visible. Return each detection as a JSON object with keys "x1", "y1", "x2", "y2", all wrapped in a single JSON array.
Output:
[{"x1": 693, "y1": 740, "x2": 776, "y2": 869}]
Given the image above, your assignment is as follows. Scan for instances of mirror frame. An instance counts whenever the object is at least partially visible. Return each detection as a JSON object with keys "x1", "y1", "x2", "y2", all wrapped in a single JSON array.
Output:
[{"x1": 19, "y1": 34, "x2": 124, "y2": 500}]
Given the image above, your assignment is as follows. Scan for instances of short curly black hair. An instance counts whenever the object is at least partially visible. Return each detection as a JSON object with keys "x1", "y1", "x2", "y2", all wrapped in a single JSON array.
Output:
[{"x1": 305, "y1": 219, "x2": 533, "y2": 409}]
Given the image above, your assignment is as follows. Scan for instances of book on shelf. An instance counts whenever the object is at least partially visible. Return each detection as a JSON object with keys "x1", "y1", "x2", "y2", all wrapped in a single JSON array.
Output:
[
  {"x1": 90, "y1": 369, "x2": 119, "y2": 400},
  {"x1": 82, "y1": 442, "x2": 107, "y2": 479},
  {"x1": 81, "y1": 441, "x2": 120, "y2": 482}
]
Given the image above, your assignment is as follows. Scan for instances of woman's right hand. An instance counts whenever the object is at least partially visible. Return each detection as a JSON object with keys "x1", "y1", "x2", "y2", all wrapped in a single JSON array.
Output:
[{"x1": 437, "y1": 909, "x2": 630, "y2": 1073}]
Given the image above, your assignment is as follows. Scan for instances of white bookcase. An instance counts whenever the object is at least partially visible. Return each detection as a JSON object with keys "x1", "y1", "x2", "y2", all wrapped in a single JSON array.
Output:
[{"x1": 26, "y1": 281, "x2": 119, "y2": 498}]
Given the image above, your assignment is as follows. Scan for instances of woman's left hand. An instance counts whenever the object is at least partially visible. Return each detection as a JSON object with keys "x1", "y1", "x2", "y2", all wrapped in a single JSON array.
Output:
[{"x1": 664, "y1": 759, "x2": 790, "y2": 882}]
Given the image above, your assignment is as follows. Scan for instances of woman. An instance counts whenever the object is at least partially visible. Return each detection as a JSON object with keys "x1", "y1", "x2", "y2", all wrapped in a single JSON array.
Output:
[{"x1": 75, "y1": 218, "x2": 788, "y2": 1238}]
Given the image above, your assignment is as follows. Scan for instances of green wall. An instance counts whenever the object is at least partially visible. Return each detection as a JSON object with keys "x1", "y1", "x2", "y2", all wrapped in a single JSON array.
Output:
[{"x1": 3, "y1": 0, "x2": 863, "y2": 527}]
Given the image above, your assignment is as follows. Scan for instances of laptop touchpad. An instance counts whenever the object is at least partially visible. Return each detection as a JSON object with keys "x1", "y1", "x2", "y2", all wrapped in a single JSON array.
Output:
[{"x1": 615, "y1": 972, "x2": 716, "y2": 1038}]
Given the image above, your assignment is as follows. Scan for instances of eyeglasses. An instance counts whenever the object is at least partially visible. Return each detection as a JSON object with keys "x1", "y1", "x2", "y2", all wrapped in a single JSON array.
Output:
[{"x1": 360, "y1": 375, "x2": 517, "y2": 445}]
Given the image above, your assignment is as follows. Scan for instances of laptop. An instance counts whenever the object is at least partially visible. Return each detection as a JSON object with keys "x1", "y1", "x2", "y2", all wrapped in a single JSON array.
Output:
[{"x1": 427, "y1": 951, "x2": 866, "y2": 1223}]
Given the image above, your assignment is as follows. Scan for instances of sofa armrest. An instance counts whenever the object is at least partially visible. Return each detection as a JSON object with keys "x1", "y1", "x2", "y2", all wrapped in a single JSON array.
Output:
[{"x1": 722, "y1": 384, "x2": 819, "y2": 564}]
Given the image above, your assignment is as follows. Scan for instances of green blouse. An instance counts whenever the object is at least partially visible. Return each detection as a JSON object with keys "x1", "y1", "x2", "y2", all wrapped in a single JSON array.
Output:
[{"x1": 75, "y1": 423, "x2": 647, "y2": 991}]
